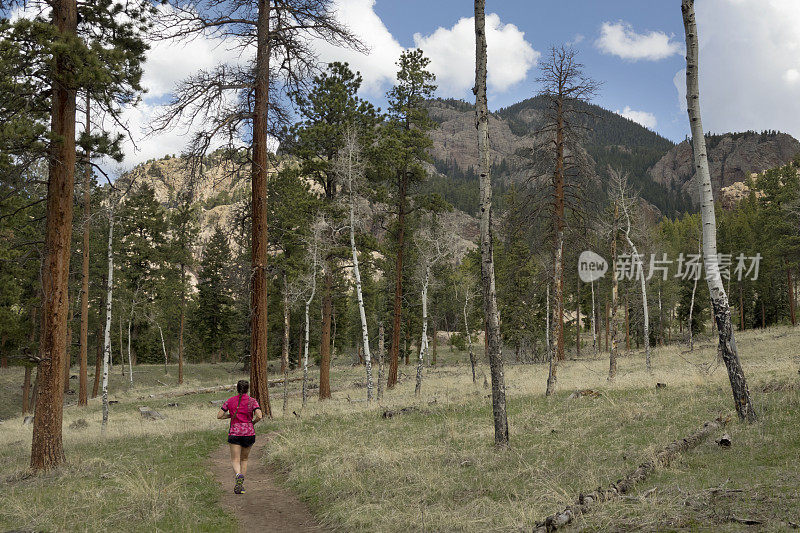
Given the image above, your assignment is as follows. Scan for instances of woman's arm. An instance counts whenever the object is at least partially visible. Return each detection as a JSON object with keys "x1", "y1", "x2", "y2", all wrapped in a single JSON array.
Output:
[
  {"x1": 252, "y1": 408, "x2": 264, "y2": 424},
  {"x1": 217, "y1": 408, "x2": 230, "y2": 419}
]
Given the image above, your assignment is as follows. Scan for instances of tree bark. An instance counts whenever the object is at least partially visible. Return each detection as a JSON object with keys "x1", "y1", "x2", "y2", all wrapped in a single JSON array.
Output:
[
  {"x1": 464, "y1": 297, "x2": 477, "y2": 384},
  {"x1": 576, "y1": 277, "x2": 581, "y2": 357},
  {"x1": 682, "y1": 0, "x2": 756, "y2": 422},
  {"x1": 534, "y1": 415, "x2": 731, "y2": 532},
  {"x1": 282, "y1": 271, "x2": 290, "y2": 413},
  {"x1": 377, "y1": 322, "x2": 385, "y2": 401},
  {"x1": 609, "y1": 205, "x2": 619, "y2": 380},
  {"x1": 388, "y1": 171, "x2": 407, "y2": 389},
  {"x1": 78, "y1": 94, "x2": 91, "y2": 406},
  {"x1": 621, "y1": 211, "x2": 651, "y2": 370},
  {"x1": 788, "y1": 268, "x2": 796, "y2": 326},
  {"x1": 475, "y1": 0, "x2": 509, "y2": 446},
  {"x1": 178, "y1": 263, "x2": 185, "y2": 385},
  {"x1": 302, "y1": 242, "x2": 317, "y2": 408},
  {"x1": 248, "y1": 0, "x2": 272, "y2": 417},
  {"x1": 102, "y1": 207, "x2": 114, "y2": 431},
  {"x1": 415, "y1": 268, "x2": 430, "y2": 396},
  {"x1": 590, "y1": 280, "x2": 598, "y2": 357},
  {"x1": 92, "y1": 325, "x2": 101, "y2": 398},
  {"x1": 319, "y1": 266, "x2": 333, "y2": 399},
  {"x1": 22, "y1": 366, "x2": 32, "y2": 415},
  {"x1": 347, "y1": 169, "x2": 374, "y2": 400},
  {"x1": 64, "y1": 289, "x2": 74, "y2": 392},
  {"x1": 31, "y1": 0, "x2": 78, "y2": 471}
]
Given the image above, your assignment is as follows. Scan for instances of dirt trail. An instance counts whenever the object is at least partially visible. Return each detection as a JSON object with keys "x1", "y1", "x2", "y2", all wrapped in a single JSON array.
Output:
[{"x1": 209, "y1": 432, "x2": 326, "y2": 533}]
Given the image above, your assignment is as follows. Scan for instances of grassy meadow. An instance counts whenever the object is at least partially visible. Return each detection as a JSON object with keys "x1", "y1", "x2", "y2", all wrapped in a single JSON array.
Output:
[{"x1": 0, "y1": 327, "x2": 799, "y2": 531}]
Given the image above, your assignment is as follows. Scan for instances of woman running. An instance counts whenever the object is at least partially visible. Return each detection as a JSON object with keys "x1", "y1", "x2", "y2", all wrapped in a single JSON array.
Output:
[{"x1": 217, "y1": 380, "x2": 263, "y2": 494}]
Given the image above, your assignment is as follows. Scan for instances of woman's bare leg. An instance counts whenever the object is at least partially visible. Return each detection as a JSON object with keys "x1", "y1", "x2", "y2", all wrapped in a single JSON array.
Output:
[
  {"x1": 229, "y1": 444, "x2": 242, "y2": 475},
  {"x1": 240, "y1": 444, "x2": 252, "y2": 476}
]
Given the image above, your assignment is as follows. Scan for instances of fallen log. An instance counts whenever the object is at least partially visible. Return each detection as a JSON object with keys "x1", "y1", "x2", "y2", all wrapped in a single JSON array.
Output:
[{"x1": 534, "y1": 414, "x2": 732, "y2": 532}]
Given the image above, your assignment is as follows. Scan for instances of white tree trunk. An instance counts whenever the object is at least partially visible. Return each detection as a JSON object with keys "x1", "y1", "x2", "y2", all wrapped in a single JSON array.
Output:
[
  {"x1": 546, "y1": 285, "x2": 551, "y2": 363},
  {"x1": 622, "y1": 228, "x2": 650, "y2": 370},
  {"x1": 102, "y1": 208, "x2": 114, "y2": 431},
  {"x1": 464, "y1": 298, "x2": 476, "y2": 383},
  {"x1": 302, "y1": 243, "x2": 317, "y2": 408},
  {"x1": 682, "y1": 0, "x2": 755, "y2": 421},
  {"x1": 127, "y1": 312, "x2": 133, "y2": 385},
  {"x1": 590, "y1": 280, "x2": 598, "y2": 357},
  {"x1": 350, "y1": 201, "x2": 373, "y2": 401},
  {"x1": 475, "y1": 0, "x2": 508, "y2": 445},
  {"x1": 155, "y1": 320, "x2": 167, "y2": 374},
  {"x1": 415, "y1": 268, "x2": 430, "y2": 396},
  {"x1": 377, "y1": 322, "x2": 384, "y2": 400}
]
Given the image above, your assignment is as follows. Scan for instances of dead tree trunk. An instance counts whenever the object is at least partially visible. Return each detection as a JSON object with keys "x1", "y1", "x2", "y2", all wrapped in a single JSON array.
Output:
[
  {"x1": 534, "y1": 415, "x2": 731, "y2": 532},
  {"x1": 476, "y1": 0, "x2": 509, "y2": 446},
  {"x1": 682, "y1": 0, "x2": 756, "y2": 422},
  {"x1": 609, "y1": 205, "x2": 619, "y2": 380},
  {"x1": 31, "y1": 0, "x2": 78, "y2": 471}
]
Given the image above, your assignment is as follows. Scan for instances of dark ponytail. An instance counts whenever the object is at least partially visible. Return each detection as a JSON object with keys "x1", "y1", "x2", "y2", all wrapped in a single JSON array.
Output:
[{"x1": 237, "y1": 380, "x2": 249, "y2": 395}]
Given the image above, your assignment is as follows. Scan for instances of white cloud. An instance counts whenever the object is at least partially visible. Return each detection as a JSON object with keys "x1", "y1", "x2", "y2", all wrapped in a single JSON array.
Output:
[
  {"x1": 616, "y1": 106, "x2": 658, "y2": 129},
  {"x1": 596, "y1": 21, "x2": 681, "y2": 61},
  {"x1": 412, "y1": 13, "x2": 539, "y2": 96},
  {"x1": 672, "y1": 0, "x2": 800, "y2": 138},
  {"x1": 784, "y1": 68, "x2": 800, "y2": 84},
  {"x1": 313, "y1": 0, "x2": 404, "y2": 96},
  {"x1": 567, "y1": 34, "x2": 585, "y2": 46}
]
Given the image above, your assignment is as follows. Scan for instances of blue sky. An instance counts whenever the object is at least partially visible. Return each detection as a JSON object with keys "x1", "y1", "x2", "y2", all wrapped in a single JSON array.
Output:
[
  {"x1": 80, "y1": 0, "x2": 800, "y2": 168},
  {"x1": 374, "y1": 0, "x2": 689, "y2": 140}
]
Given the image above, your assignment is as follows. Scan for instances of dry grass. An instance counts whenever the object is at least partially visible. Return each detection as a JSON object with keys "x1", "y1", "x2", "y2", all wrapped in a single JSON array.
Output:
[{"x1": 0, "y1": 327, "x2": 798, "y2": 531}]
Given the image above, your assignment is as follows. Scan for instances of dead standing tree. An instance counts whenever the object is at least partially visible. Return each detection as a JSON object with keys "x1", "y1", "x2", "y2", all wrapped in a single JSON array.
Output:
[
  {"x1": 153, "y1": 0, "x2": 361, "y2": 414},
  {"x1": 682, "y1": 0, "x2": 756, "y2": 421},
  {"x1": 412, "y1": 219, "x2": 452, "y2": 396},
  {"x1": 610, "y1": 169, "x2": 652, "y2": 371},
  {"x1": 475, "y1": 0, "x2": 508, "y2": 445},
  {"x1": 537, "y1": 46, "x2": 599, "y2": 396},
  {"x1": 335, "y1": 130, "x2": 374, "y2": 402}
]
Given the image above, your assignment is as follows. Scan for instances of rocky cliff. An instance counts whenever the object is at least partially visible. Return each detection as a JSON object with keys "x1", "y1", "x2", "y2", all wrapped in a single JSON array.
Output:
[{"x1": 648, "y1": 132, "x2": 800, "y2": 204}]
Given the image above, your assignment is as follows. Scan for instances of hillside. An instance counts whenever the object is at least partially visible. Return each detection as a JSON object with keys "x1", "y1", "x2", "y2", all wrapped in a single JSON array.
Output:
[
  {"x1": 424, "y1": 98, "x2": 800, "y2": 217},
  {"x1": 424, "y1": 96, "x2": 690, "y2": 216},
  {"x1": 648, "y1": 131, "x2": 800, "y2": 203}
]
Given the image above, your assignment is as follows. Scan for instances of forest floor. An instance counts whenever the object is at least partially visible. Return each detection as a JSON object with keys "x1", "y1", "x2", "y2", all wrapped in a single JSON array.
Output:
[{"x1": 0, "y1": 327, "x2": 799, "y2": 531}]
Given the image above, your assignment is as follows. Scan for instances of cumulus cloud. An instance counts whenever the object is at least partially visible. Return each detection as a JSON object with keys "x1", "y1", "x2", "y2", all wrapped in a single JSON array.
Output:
[
  {"x1": 616, "y1": 106, "x2": 658, "y2": 129},
  {"x1": 313, "y1": 0, "x2": 404, "y2": 96},
  {"x1": 596, "y1": 21, "x2": 681, "y2": 61},
  {"x1": 412, "y1": 13, "x2": 539, "y2": 96},
  {"x1": 672, "y1": 0, "x2": 800, "y2": 139}
]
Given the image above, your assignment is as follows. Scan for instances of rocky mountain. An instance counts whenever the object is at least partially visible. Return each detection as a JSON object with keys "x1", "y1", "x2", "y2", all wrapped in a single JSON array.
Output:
[
  {"x1": 423, "y1": 98, "x2": 800, "y2": 216},
  {"x1": 648, "y1": 131, "x2": 800, "y2": 204},
  {"x1": 120, "y1": 99, "x2": 800, "y2": 253}
]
